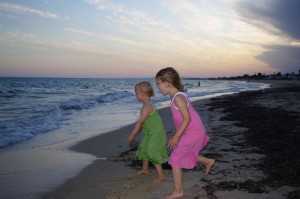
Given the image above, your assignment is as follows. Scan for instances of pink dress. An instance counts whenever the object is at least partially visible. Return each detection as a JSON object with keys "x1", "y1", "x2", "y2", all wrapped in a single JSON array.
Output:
[{"x1": 168, "y1": 92, "x2": 209, "y2": 169}]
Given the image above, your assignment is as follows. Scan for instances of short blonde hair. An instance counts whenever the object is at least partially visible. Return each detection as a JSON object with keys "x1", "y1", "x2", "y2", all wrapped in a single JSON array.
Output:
[{"x1": 135, "y1": 81, "x2": 154, "y2": 97}]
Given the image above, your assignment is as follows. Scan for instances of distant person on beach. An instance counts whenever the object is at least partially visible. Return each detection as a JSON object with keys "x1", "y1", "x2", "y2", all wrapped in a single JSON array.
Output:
[
  {"x1": 128, "y1": 81, "x2": 169, "y2": 182},
  {"x1": 156, "y1": 67, "x2": 215, "y2": 199}
]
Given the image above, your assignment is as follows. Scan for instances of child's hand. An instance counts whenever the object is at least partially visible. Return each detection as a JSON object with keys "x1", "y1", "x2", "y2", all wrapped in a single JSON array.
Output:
[
  {"x1": 168, "y1": 135, "x2": 179, "y2": 149},
  {"x1": 128, "y1": 135, "x2": 135, "y2": 144}
]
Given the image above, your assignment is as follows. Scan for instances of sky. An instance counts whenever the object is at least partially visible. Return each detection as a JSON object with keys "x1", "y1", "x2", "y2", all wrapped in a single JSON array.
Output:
[{"x1": 0, "y1": 0, "x2": 299, "y2": 78}]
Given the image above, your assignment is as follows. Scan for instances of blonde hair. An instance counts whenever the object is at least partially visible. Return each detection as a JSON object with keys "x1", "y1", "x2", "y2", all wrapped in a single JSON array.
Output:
[
  {"x1": 135, "y1": 81, "x2": 154, "y2": 97},
  {"x1": 155, "y1": 67, "x2": 184, "y2": 92}
]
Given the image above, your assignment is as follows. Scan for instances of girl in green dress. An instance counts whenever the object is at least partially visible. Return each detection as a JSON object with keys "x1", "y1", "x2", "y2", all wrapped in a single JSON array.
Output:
[{"x1": 128, "y1": 81, "x2": 169, "y2": 182}]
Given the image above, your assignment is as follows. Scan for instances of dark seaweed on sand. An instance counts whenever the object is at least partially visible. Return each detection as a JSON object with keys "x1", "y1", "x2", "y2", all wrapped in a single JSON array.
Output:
[{"x1": 208, "y1": 86, "x2": 300, "y2": 198}]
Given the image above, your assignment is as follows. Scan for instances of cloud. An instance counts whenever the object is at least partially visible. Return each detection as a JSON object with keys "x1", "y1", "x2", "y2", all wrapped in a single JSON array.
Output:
[
  {"x1": 0, "y1": 2, "x2": 58, "y2": 19},
  {"x1": 84, "y1": 0, "x2": 124, "y2": 13},
  {"x1": 236, "y1": 0, "x2": 300, "y2": 40},
  {"x1": 65, "y1": 28, "x2": 142, "y2": 47},
  {"x1": 85, "y1": 0, "x2": 167, "y2": 31},
  {"x1": 256, "y1": 45, "x2": 300, "y2": 73},
  {"x1": 236, "y1": 0, "x2": 300, "y2": 73},
  {"x1": 65, "y1": 28, "x2": 97, "y2": 37}
]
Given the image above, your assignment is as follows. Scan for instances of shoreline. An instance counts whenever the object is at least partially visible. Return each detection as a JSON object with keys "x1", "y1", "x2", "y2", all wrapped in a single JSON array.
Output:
[
  {"x1": 43, "y1": 79, "x2": 300, "y2": 199},
  {"x1": 42, "y1": 99, "x2": 176, "y2": 199}
]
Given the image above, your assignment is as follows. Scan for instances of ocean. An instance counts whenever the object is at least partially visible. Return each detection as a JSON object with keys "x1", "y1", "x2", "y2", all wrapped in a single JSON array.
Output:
[
  {"x1": 0, "y1": 77, "x2": 269, "y2": 149},
  {"x1": 0, "y1": 77, "x2": 269, "y2": 198}
]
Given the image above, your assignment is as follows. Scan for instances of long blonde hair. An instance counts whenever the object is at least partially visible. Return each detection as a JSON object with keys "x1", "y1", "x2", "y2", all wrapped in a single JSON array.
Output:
[{"x1": 155, "y1": 67, "x2": 184, "y2": 92}]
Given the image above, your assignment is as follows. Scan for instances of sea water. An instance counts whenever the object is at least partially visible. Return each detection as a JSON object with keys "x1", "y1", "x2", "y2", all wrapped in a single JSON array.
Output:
[
  {"x1": 0, "y1": 77, "x2": 269, "y2": 198},
  {"x1": 0, "y1": 77, "x2": 268, "y2": 149}
]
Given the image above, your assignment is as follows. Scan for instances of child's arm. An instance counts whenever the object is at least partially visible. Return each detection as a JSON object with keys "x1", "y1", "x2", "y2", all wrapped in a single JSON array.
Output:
[
  {"x1": 128, "y1": 103, "x2": 153, "y2": 144},
  {"x1": 168, "y1": 95, "x2": 191, "y2": 149}
]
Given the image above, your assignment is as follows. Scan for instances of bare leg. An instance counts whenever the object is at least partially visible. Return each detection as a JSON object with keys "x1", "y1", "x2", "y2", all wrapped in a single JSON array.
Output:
[
  {"x1": 137, "y1": 161, "x2": 150, "y2": 175},
  {"x1": 153, "y1": 164, "x2": 166, "y2": 182},
  {"x1": 165, "y1": 168, "x2": 183, "y2": 199},
  {"x1": 197, "y1": 155, "x2": 215, "y2": 175}
]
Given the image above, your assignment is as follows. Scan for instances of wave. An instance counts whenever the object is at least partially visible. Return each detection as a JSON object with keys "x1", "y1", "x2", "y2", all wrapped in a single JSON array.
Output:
[
  {"x1": 59, "y1": 100, "x2": 97, "y2": 111},
  {"x1": 0, "y1": 90, "x2": 135, "y2": 148},
  {"x1": 59, "y1": 91, "x2": 134, "y2": 111},
  {"x1": 0, "y1": 89, "x2": 26, "y2": 98},
  {"x1": 96, "y1": 91, "x2": 134, "y2": 103},
  {"x1": 0, "y1": 107, "x2": 64, "y2": 148}
]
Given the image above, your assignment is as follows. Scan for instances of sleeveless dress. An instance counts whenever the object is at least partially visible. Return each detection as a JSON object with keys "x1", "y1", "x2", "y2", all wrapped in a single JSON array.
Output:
[
  {"x1": 168, "y1": 92, "x2": 209, "y2": 169},
  {"x1": 136, "y1": 102, "x2": 169, "y2": 165}
]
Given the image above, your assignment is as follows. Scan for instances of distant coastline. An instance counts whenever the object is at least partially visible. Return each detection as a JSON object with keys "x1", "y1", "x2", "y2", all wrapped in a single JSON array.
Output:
[{"x1": 210, "y1": 70, "x2": 300, "y2": 81}]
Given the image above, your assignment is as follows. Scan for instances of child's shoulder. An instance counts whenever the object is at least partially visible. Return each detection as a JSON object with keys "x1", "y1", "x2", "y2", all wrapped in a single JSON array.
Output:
[
  {"x1": 173, "y1": 92, "x2": 189, "y2": 108},
  {"x1": 142, "y1": 102, "x2": 155, "y2": 113},
  {"x1": 173, "y1": 92, "x2": 188, "y2": 102}
]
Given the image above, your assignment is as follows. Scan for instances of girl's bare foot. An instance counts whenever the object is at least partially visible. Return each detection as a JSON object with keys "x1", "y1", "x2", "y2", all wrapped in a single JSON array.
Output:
[
  {"x1": 164, "y1": 191, "x2": 183, "y2": 199},
  {"x1": 137, "y1": 170, "x2": 150, "y2": 175},
  {"x1": 205, "y1": 159, "x2": 215, "y2": 175},
  {"x1": 153, "y1": 175, "x2": 166, "y2": 183}
]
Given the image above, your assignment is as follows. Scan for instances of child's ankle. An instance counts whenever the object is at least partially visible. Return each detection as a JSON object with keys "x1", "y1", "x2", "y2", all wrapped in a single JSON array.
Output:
[
  {"x1": 154, "y1": 174, "x2": 166, "y2": 183},
  {"x1": 137, "y1": 169, "x2": 150, "y2": 175}
]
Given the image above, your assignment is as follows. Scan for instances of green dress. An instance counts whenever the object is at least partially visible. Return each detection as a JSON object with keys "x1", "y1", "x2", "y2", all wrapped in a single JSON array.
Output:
[{"x1": 136, "y1": 102, "x2": 169, "y2": 165}]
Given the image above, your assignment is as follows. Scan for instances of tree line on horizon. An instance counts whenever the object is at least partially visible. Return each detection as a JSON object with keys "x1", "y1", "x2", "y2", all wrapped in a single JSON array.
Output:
[{"x1": 215, "y1": 69, "x2": 300, "y2": 80}]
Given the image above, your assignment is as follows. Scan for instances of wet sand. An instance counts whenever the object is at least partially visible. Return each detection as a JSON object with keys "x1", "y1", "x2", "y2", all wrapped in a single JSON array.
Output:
[{"x1": 43, "y1": 80, "x2": 300, "y2": 199}]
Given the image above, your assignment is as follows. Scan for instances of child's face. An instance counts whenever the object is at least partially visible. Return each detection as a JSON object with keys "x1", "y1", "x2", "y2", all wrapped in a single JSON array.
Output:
[
  {"x1": 156, "y1": 78, "x2": 169, "y2": 96},
  {"x1": 134, "y1": 86, "x2": 144, "y2": 102}
]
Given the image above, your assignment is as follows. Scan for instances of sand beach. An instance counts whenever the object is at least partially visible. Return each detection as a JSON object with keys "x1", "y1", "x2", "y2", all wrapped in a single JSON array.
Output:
[{"x1": 42, "y1": 80, "x2": 300, "y2": 199}]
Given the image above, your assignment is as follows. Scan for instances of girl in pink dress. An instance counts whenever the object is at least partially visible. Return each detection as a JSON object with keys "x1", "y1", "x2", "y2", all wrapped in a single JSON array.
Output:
[{"x1": 156, "y1": 67, "x2": 215, "y2": 199}]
